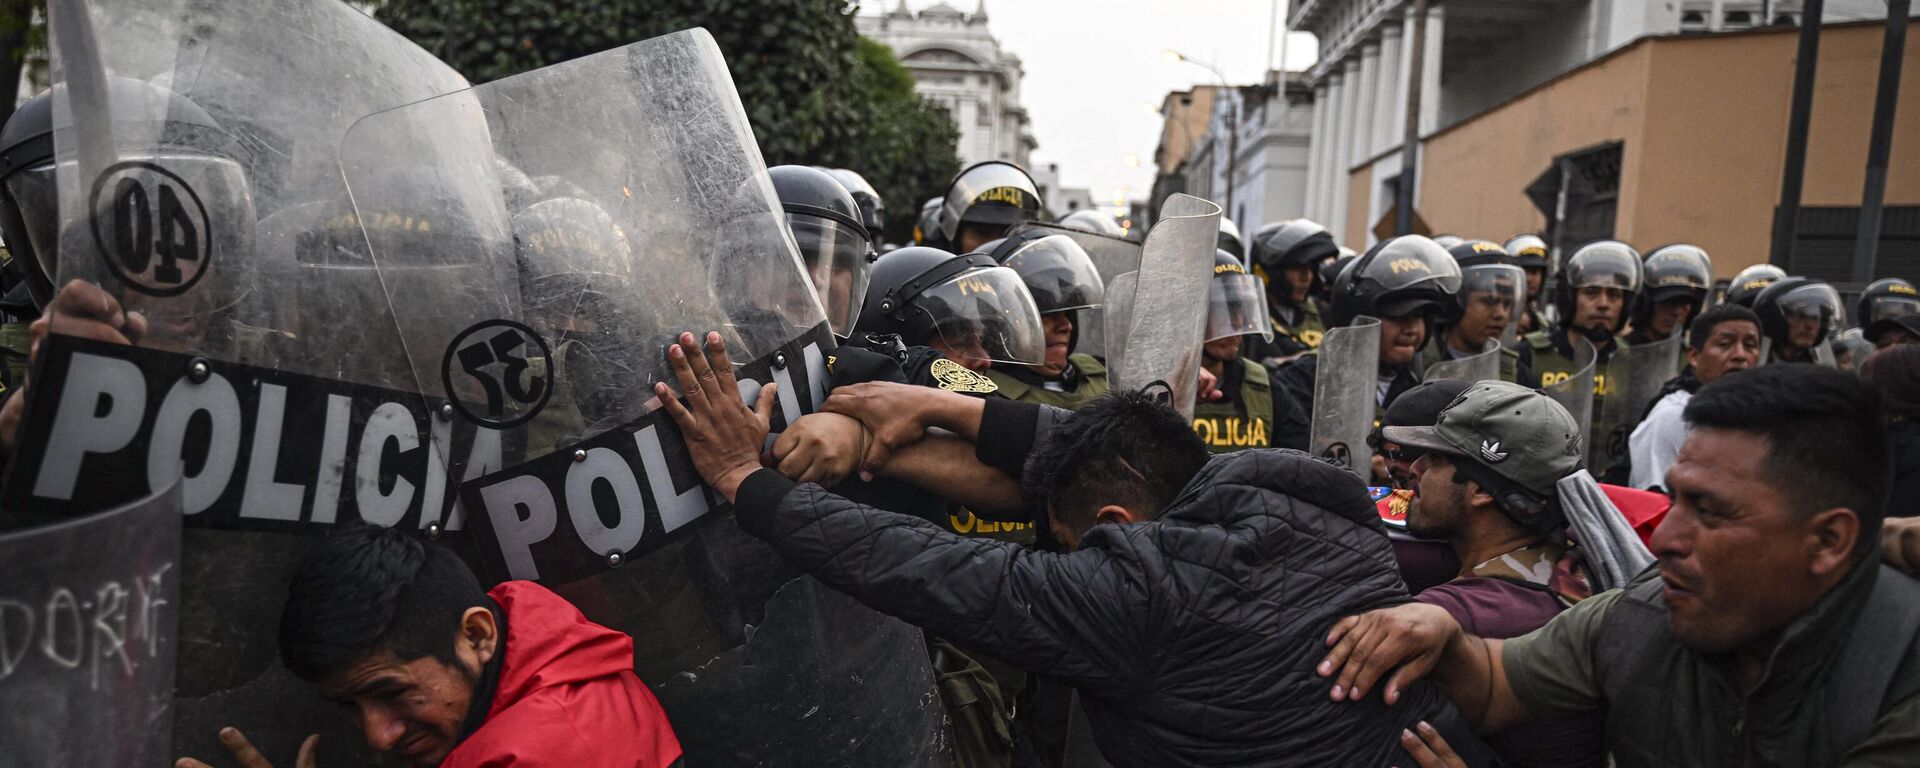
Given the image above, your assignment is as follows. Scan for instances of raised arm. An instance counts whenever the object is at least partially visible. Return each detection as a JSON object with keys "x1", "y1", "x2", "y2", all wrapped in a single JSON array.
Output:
[{"x1": 1317, "y1": 602, "x2": 1533, "y2": 733}]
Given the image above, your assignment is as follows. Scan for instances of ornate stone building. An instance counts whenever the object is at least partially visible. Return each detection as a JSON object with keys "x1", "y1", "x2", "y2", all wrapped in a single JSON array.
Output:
[{"x1": 856, "y1": 1, "x2": 1037, "y2": 169}]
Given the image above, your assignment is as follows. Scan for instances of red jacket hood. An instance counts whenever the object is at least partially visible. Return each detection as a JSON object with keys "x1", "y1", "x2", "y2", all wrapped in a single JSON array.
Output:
[{"x1": 484, "y1": 581, "x2": 638, "y2": 719}]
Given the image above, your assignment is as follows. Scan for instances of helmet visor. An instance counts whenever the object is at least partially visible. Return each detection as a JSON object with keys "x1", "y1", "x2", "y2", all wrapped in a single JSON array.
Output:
[
  {"x1": 1567, "y1": 248, "x2": 1641, "y2": 292},
  {"x1": 942, "y1": 163, "x2": 1040, "y2": 239},
  {"x1": 1457, "y1": 264, "x2": 1525, "y2": 339},
  {"x1": 1868, "y1": 295, "x2": 1920, "y2": 324},
  {"x1": 915, "y1": 265, "x2": 1046, "y2": 365},
  {"x1": 5, "y1": 165, "x2": 57, "y2": 288},
  {"x1": 1777, "y1": 282, "x2": 1842, "y2": 322},
  {"x1": 1207, "y1": 271, "x2": 1273, "y2": 342},
  {"x1": 788, "y1": 213, "x2": 871, "y2": 335},
  {"x1": 1004, "y1": 234, "x2": 1105, "y2": 313}
]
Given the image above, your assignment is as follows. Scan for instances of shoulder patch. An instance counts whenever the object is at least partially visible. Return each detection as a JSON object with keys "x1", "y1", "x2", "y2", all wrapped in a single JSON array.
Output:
[{"x1": 931, "y1": 358, "x2": 998, "y2": 394}]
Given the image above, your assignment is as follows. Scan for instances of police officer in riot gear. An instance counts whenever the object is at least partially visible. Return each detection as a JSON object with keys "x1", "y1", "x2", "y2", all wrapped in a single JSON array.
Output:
[
  {"x1": 1503, "y1": 234, "x2": 1552, "y2": 334},
  {"x1": 1857, "y1": 277, "x2": 1920, "y2": 346},
  {"x1": 771, "y1": 165, "x2": 873, "y2": 335},
  {"x1": 1193, "y1": 250, "x2": 1290, "y2": 453},
  {"x1": 914, "y1": 196, "x2": 943, "y2": 247},
  {"x1": 1424, "y1": 240, "x2": 1526, "y2": 383},
  {"x1": 1318, "y1": 247, "x2": 1357, "y2": 303},
  {"x1": 1519, "y1": 240, "x2": 1641, "y2": 384},
  {"x1": 1271, "y1": 235, "x2": 1462, "y2": 451},
  {"x1": 823, "y1": 167, "x2": 885, "y2": 243},
  {"x1": 1218, "y1": 217, "x2": 1246, "y2": 261},
  {"x1": 939, "y1": 161, "x2": 1043, "y2": 255},
  {"x1": 1245, "y1": 219, "x2": 1337, "y2": 364},
  {"x1": 1625, "y1": 244, "x2": 1713, "y2": 346},
  {"x1": 979, "y1": 230, "x2": 1110, "y2": 408},
  {"x1": 1058, "y1": 208, "x2": 1127, "y2": 238},
  {"x1": 852, "y1": 245, "x2": 1044, "y2": 383},
  {"x1": 1753, "y1": 276, "x2": 1843, "y2": 364},
  {"x1": 1725, "y1": 262, "x2": 1786, "y2": 308}
]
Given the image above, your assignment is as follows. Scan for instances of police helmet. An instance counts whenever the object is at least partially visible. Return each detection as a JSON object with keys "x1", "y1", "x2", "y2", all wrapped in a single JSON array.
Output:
[
  {"x1": 1833, "y1": 327, "x2": 1877, "y2": 372},
  {"x1": 1503, "y1": 234, "x2": 1549, "y2": 271},
  {"x1": 1058, "y1": 209, "x2": 1125, "y2": 237},
  {"x1": 771, "y1": 165, "x2": 873, "y2": 334},
  {"x1": 514, "y1": 198, "x2": 632, "y2": 324},
  {"x1": 1447, "y1": 240, "x2": 1513, "y2": 269},
  {"x1": 1251, "y1": 219, "x2": 1339, "y2": 271},
  {"x1": 1753, "y1": 276, "x2": 1842, "y2": 350},
  {"x1": 939, "y1": 161, "x2": 1042, "y2": 242},
  {"x1": 1318, "y1": 248, "x2": 1357, "y2": 295},
  {"x1": 1431, "y1": 234, "x2": 1466, "y2": 250},
  {"x1": 914, "y1": 196, "x2": 943, "y2": 246},
  {"x1": 1553, "y1": 241, "x2": 1643, "y2": 329},
  {"x1": 1207, "y1": 249, "x2": 1273, "y2": 342},
  {"x1": 855, "y1": 245, "x2": 1045, "y2": 366},
  {"x1": 823, "y1": 168, "x2": 885, "y2": 238},
  {"x1": 1855, "y1": 277, "x2": 1919, "y2": 328},
  {"x1": 1328, "y1": 235, "x2": 1463, "y2": 327},
  {"x1": 1217, "y1": 217, "x2": 1246, "y2": 261},
  {"x1": 1725, "y1": 263, "x2": 1786, "y2": 308},
  {"x1": 983, "y1": 229, "x2": 1105, "y2": 314}
]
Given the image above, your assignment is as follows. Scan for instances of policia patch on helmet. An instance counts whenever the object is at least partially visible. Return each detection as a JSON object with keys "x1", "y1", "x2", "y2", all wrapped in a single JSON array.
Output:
[{"x1": 931, "y1": 357, "x2": 999, "y2": 394}]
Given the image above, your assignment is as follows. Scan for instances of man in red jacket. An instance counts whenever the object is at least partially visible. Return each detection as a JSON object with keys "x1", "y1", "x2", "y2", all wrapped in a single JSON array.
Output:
[{"x1": 175, "y1": 526, "x2": 682, "y2": 768}]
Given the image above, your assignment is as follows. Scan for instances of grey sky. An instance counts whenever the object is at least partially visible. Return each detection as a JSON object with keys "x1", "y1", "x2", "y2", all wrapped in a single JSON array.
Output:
[{"x1": 860, "y1": 1, "x2": 1320, "y2": 215}]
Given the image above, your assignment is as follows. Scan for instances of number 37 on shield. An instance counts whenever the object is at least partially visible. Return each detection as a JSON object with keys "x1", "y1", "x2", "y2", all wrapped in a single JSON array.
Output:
[{"x1": 89, "y1": 161, "x2": 213, "y2": 297}]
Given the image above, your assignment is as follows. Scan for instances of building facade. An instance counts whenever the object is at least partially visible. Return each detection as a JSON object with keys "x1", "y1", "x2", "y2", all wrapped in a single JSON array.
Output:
[
  {"x1": 856, "y1": 1, "x2": 1037, "y2": 169},
  {"x1": 1151, "y1": 75, "x2": 1314, "y2": 235}
]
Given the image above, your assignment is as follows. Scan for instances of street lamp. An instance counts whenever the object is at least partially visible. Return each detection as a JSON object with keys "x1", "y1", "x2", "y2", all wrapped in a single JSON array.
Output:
[{"x1": 1166, "y1": 49, "x2": 1238, "y2": 218}]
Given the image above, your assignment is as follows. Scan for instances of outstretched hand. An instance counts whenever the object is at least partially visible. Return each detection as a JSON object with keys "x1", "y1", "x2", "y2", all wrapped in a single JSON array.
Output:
[
  {"x1": 1317, "y1": 602, "x2": 1460, "y2": 706},
  {"x1": 1, "y1": 280, "x2": 149, "y2": 453},
  {"x1": 655, "y1": 332, "x2": 778, "y2": 502},
  {"x1": 175, "y1": 728, "x2": 317, "y2": 768}
]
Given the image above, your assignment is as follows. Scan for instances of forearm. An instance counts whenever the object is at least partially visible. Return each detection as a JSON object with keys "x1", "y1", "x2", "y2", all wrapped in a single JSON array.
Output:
[
  {"x1": 1432, "y1": 635, "x2": 1529, "y2": 733},
  {"x1": 919, "y1": 389, "x2": 988, "y2": 441},
  {"x1": 881, "y1": 434, "x2": 1024, "y2": 513}
]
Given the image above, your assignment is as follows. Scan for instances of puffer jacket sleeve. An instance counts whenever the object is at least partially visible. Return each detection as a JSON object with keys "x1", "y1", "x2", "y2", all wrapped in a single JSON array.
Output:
[{"x1": 734, "y1": 468, "x2": 1153, "y2": 695}]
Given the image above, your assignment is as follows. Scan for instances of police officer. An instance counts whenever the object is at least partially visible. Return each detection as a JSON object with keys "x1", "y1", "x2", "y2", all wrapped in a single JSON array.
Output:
[
  {"x1": 1192, "y1": 250, "x2": 1286, "y2": 453},
  {"x1": 0, "y1": 89, "x2": 56, "y2": 394},
  {"x1": 851, "y1": 245, "x2": 1044, "y2": 386},
  {"x1": 771, "y1": 165, "x2": 874, "y2": 335},
  {"x1": 1245, "y1": 219, "x2": 1338, "y2": 364},
  {"x1": 938, "y1": 161, "x2": 1043, "y2": 255},
  {"x1": 979, "y1": 230, "x2": 1110, "y2": 408},
  {"x1": 1425, "y1": 240, "x2": 1526, "y2": 383},
  {"x1": 1218, "y1": 217, "x2": 1246, "y2": 261},
  {"x1": 1517, "y1": 239, "x2": 1641, "y2": 420},
  {"x1": 1856, "y1": 277, "x2": 1920, "y2": 345},
  {"x1": 823, "y1": 167, "x2": 886, "y2": 246},
  {"x1": 1318, "y1": 246, "x2": 1357, "y2": 304},
  {"x1": 1753, "y1": 276, "x2": 1842, "y2": 364},
  {"x1": 914, "y1": 196, "x2": 943, "y2": 247},
  {"x1": 1271, "y1": 235, "x2": 1462, "y2": 451},
  {"x1": 1724, "y1": 262, "x2": 1786, "y2": 308},
  {"x1": 1625, "y1": 244, "x2": 1713, "y2": 346},
  {"x1": 1503, "y1": 234, "x2": 1552, "y2": 334}
]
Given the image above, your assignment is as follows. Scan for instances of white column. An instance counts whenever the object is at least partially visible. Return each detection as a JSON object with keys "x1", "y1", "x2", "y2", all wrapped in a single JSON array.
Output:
[
  {"x1": 1303, "y1": 80, "x2": 1329, "y2": 221},
  {"x1": 1394, "y1": 11, "x2": 1416, "y2": 149},
  {"x1": 1373, "y1": 24, "x2": 1403, "y2": 157},
  {"x1": 1352, "y1": 42, "x2": 1381, "y2": 172},
  {"x1": 1328, "y1": 58, "x2": 1362, "y2": 242},
  {"x1": 1316, "y1": 72, "x2": 1347, "y2": 224},
  {"x1": 1420, "y1": 6, "x2": 1445, "y2": 135}
]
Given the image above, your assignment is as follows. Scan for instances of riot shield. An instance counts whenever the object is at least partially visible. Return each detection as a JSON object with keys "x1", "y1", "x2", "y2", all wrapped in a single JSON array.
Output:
[
  {"x1": 1102, "y1": 270, "x2": 1139, "y2": 380},
  {"x1": 1595, "y1": 333, "x2": 1683, "y2": 478},
  {"x1": 1310, "y1": 317, "x2": 1382, "y2": 474},
  {"x1": 1424, "y1": 339, "x2": 1502, "y2": 383},
  {"x1": 0, "y1": 482, "x2": 181, "y2": 767},
  {"x1": 11, "y1": 1, "x2": 487, "y2": 764},
  {"x1": 1106, "y1": 193, "x2": 1220, "y2": 418},
  {"x1": 1541, "y1": 336, "x2": 1599, "y2": 464},
  {"x1": 340, "y1": 30, "x2": 946, "y2": 765},
  {"x1": 1020, "y1": 220, "x2": 1142, "y2": 359}
]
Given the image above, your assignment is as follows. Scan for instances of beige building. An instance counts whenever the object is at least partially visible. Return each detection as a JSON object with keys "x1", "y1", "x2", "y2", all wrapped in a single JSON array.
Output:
[{"x1": 1344, "y1": 20, "x2": 1920, "y2": 281}]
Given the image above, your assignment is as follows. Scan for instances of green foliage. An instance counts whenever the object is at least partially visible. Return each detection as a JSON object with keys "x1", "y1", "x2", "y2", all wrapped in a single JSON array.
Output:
[{"x1": 375, "y1": 0, "x2": 958, "y2": 246}]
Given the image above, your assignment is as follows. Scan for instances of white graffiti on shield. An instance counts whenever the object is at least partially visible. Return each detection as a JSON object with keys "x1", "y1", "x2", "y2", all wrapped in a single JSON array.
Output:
[{"x1": 0, "y1": 562, "x2": 173, "y2": 691}]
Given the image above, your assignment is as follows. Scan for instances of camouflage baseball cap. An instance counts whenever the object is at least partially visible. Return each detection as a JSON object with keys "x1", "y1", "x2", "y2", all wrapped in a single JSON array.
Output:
[{"x1": 1382, "y1": 380, "x2": 1582, "y2": 497}]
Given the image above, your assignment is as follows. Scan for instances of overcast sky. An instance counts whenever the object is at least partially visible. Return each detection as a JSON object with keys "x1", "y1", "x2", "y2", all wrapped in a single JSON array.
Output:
[{"x1": 858, "y1": 0, "x2": 1320, "y2": 213}]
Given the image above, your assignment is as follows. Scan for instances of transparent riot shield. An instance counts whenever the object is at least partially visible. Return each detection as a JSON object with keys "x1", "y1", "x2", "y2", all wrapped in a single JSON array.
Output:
[
  {"x1": 1541, "y1": 336, "x2": 1599, "y2": 464},
  {"x1": 341, "y1": 30, "x2": 945, "y2": 765},
  {"x1": 1019, "y1": 221, "x2": 1143, "y2": 360},
  {"x1": 1102, "y1": 270, "x2": 1139, "y2": 380},
  {"x1": 1424, "y1": 339, "x2": 1503, "y2": 383},
  {"x1": 1311, "y1": 317, "x2": 1382, "y2": 474},
  {"x1": 1595, "y1": 333, "x2": 1683, "y2": 479},
  {"x1": 12, "y1": 1, "x2": 484, "y2": 764},
  {"x1": 1106, "y1": 193, "x2": 1220, "y2": 418},
  {"x1": 0, "y1": 481, "x2": 181, "y2": 768}
]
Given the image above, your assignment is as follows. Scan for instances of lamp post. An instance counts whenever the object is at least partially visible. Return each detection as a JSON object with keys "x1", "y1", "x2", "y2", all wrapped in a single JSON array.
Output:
[{"x1": 1167, "y1": 50, "x2": 1238, "y2": 218}]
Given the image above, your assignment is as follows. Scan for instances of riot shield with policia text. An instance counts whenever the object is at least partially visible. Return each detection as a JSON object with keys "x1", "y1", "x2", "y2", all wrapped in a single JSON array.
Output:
[
  {"x1": 1540, "y1": 335, "x2": 1599, "y2": 464},
  {"x1": 1310, "y1": 316, "x2": 1382, "y2": 474},
  {"x1": 340, "y1": 29, "x2": 947, "y2": 765},
  {"x1": 1595, "y1": 332, "x2": 1682, "y2": 480},
  {"x1": 3, "y1": 1, "x2": 488, "y2": 764},
  {"x1": 1424, "y1": 339, "x2": 1502, "y2": 383},
  {"x1": 1106, "y1": 193, "x2": 1219, "y2": 419}
]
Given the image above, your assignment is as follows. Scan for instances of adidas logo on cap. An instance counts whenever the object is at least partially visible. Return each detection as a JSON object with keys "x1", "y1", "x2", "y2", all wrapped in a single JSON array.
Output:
[{"x1": 1479, "y1": 440, "x2": 1508, "y2": 463}]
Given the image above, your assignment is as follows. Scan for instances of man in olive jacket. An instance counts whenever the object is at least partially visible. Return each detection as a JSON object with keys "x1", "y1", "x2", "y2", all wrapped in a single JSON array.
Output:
[{"x1": 653, "y1": 332, "x2": 1483, "y2": 766}]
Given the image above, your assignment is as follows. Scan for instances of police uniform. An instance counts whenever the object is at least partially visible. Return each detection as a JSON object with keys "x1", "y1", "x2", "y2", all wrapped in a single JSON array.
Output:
[
  {"x1": 984, "y1": 353, "x2": 1109, "y2": 410},
  {"x1": 1244, "y1": 298, "x2": 1327, "y2": 363},
  {"x1": 1191, "y1": 358, "x2": 1277, "y2": 453},
  {"x1": 0, "y1": 321, "x2": 29, "y2": 395},
  {"x1": 1419, "y1": 336, "x2": 1526, "y2": 384},
  {"x1": 1519, "y1": 329, "x2": 1625, "y2": 393}
]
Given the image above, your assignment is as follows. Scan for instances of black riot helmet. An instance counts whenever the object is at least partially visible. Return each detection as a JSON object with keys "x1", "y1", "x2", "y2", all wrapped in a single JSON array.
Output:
[
  {"x1": 1251, "y1": 219, "x2": 1339, "y2": 271},
  {"x1": 984, "y1": 229, "x2": 1105, "y2": 314},
  {"x1": 939, "y1": 161, "x2": 1042, "y2": 244},
  {"x1": 1553, "y1": 241, "x2": 1642, "y2": 330},
  {"x1": 824, "y1": 167, "x2": 885, "y2": 239},
  {"x1": 1725, "y1": 263, "x2": 1786, "y2": 308},
  {"x1": 1503, "y1": 234, "x2": 1549, "y2": 271},
  {"x1": 855, "y1": 245, "x2": 1045, "y2": 366},
  {"x1": 1217, "y1": 217, "x2": 1245, "y2": 261},
  {"x1": 1633, "y1": 244, "x2": 1713, "y2": 327},
  {"x1": 1431, "y1": 234, "x2": 1466, "y2": 250},
  {"x1": 1058, "y1": 208, "x2": 1125, "y2": 237},
  {"x1": 1754, "y1": 276, "x2": 1842, "y2": 351},
  {"x1": 1328, "y1": 235, "x2": 1463, "y2": 327},
  {"x1": 913, "y1": 196, "x2": 942, "y2": 246},
  {"x1": 1318, "y1": 247, "x2": 1357, "y2": 298},
  {"x1": 1207, "y1": 249, "x2": 1273, "y2": 343},
  {"x1": 1856, "y1": 277, "x2": 1919, "y2": 328},
  {"x1": 1446, "y1": 239, "x2": 1513, "y2": 269},
  {"x1": 771, "y1": 165, "x2": 872, "y2": 335}
]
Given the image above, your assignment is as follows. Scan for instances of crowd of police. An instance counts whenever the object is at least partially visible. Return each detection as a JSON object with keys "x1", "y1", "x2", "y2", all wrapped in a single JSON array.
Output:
[{"x1": 2, "y1": 4, "x2": 1919, "y2": 768}]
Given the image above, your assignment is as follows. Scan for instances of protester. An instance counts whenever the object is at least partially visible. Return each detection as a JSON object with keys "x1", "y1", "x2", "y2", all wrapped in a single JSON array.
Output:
[
  {"x1": 654, "y1": 331, "x2": 1482, "y2": 766},
  {"x1": 177, "y1": 525, "x2": 683, "y2": 768},
  {"x1": 1386, "y1": 381, "x2": 1606, "y2": 768},
  {"x1": 1319, "y1": 364, "x2": 1920, "y2": 767},
  {"x1": 1863, "y1": 344, "x2": 1920, "y2": 518},
  {"x1": 1627, "y1": 304, "x2": 1761, "y2": 491},
  {"x1": 1373, "y1": 379, "x2": 1471, "y2": 490}
]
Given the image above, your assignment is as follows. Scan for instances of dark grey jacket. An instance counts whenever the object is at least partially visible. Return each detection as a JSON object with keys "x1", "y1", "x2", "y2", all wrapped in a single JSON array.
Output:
[{"x1": 733, "y1": 446, "x2": 1470, "y2": 766}]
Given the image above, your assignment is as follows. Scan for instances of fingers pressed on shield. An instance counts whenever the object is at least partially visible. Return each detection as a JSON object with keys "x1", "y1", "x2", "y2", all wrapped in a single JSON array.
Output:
[
  {"x1": 670, "y1": 333, "x2": 710, "y2": 406},
  {"x1": 704, "y1": 331, "x2": 742, "y2": 400}
]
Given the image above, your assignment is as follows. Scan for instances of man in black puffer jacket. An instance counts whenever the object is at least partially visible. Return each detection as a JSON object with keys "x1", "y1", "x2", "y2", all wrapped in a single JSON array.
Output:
[{"x1": 654, "y1": 332, "x2": 1484, "y2": 766}]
